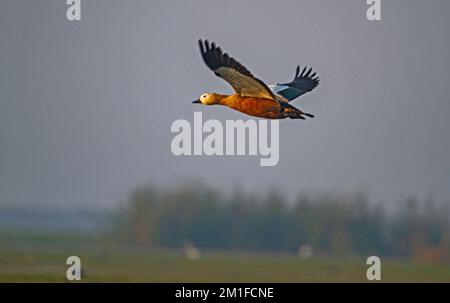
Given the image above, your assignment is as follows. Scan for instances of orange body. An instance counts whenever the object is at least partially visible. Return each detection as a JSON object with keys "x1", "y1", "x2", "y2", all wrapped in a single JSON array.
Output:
[
  {"x1": 221, "y1": 94, "x2": 280, "y2": 119},
  {"x1": 217, "y1": 94, "x2": 308, "y2": 119}
]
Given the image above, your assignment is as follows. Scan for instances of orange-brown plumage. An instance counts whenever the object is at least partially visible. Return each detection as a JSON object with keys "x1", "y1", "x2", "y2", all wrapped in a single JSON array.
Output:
[
  {"x1": 220, "y1": 94, "x2": 309, "y2": 119},
  {"x1": 194, "y1": 93, "x2": 314, "y2": 119}
]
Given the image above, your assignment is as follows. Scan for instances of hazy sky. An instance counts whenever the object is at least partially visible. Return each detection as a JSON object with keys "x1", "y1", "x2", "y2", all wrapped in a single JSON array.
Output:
[{"x1": 1, "y1": 0, "x2": 449, "y2": 209}]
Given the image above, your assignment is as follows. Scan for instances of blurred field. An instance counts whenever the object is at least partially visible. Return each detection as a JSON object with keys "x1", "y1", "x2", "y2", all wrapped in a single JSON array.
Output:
[
  {"x1": 1, "y1": 187, "x2": 449, "y2": 282},
  {"x1": 1, "y1": 245, "x2": 449, "y2": 282}
]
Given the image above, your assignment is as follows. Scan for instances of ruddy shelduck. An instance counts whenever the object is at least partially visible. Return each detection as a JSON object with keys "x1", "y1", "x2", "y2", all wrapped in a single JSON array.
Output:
[{"x1": 193, "y1": 40, "x2": 320, "y2": 120}]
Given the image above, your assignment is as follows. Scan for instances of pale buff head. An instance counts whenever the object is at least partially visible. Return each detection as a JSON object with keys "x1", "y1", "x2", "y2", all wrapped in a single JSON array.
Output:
[{"x1": 192, "y1": 93, "x2": 220, "y2": 105}]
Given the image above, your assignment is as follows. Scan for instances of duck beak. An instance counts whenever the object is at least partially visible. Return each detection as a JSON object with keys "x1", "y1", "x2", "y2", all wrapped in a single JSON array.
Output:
[{"x1": 192, "y1": 99, "x2": 201, "y2": 104}]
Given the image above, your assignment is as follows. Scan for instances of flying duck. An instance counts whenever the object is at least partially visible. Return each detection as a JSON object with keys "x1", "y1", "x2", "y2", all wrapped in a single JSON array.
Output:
[{"x1": 193, "y1": 39, "x2": 320, "y2": 119}]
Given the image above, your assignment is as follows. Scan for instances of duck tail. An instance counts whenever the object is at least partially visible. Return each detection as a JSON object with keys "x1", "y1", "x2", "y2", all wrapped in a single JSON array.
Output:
[{"x1": 281, "y1": 103, "x2": 315, "y2": 119}]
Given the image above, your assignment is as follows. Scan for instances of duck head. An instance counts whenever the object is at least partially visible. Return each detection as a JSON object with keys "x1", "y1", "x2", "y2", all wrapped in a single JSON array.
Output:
[{"x1": 192, "y1": 93, "x2": 220, "y2": 105}]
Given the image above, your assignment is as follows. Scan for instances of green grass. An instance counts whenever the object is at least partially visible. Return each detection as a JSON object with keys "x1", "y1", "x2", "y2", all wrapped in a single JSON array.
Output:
[{"x1": 1, "y1": 247, "x2": 449, "y2": 282}]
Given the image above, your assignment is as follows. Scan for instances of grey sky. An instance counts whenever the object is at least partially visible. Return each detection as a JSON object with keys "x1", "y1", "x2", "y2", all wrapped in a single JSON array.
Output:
[{"x1": 1, "y1": 0, "x2": 449, "y2": 209}]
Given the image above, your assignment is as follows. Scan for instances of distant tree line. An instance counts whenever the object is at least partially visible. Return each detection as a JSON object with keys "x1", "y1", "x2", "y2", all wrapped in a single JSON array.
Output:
[{"x1": 112, "y1": 183, "x2": 450, "y2": 260}]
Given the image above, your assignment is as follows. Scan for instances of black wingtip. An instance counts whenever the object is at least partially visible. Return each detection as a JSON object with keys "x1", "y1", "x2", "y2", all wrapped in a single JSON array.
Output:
[
  {"x1": 293, "y1": 66, "x2": 320, "y2": 83},
  {"x1": 300, "y1": 66, "x2": 307, "y2": 77},
  {"x1": 198, "y1": 39, "x2": 204, "y2": 53},
  {"x1": 294, "y1": 65, "x2": 300, "y2": 79},
  {"x1": 196, "y1": 39, "x2": 256, "y2": 79}
]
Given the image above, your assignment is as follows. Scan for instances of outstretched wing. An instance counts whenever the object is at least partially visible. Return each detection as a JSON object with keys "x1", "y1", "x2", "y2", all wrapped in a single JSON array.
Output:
[
  {"x1": 269, "y1": 66, "x2": 319, "y2": 102},
  {"x1": 199, "y1": 39, "x2": 276, "y2": 101}
]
